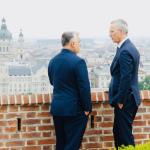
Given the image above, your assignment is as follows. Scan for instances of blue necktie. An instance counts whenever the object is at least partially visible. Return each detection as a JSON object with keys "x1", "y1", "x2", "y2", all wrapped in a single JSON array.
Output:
[{"x1": 110, "y1": 47, "x2": 120, "y2": 73}]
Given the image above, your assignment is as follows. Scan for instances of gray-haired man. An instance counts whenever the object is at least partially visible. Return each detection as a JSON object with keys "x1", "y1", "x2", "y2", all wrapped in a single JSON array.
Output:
[{"x1": 109, "y1": 19, "x2": 141, "y2": 149}]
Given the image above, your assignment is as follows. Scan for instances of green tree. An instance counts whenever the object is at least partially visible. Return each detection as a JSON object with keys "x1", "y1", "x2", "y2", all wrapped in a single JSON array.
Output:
[{"x1": 139, "y1": 76, "x2": 150, "y2": 90}]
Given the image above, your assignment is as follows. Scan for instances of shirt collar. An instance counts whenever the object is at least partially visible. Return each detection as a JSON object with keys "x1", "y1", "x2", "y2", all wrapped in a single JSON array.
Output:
[
  {"x1": 117, "y1": 36, "x2": 128, "y2": 48},
  {"x1": 61, "y1": 48, "x2": 75, "y2": 54}
]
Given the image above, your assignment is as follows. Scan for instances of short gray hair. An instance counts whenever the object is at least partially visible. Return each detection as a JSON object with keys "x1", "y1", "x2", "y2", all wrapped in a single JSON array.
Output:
[
  {"x1": 61, "y1": 31, "x2": 78, "y2": 46},
  {"x1": 111, "y1": 19, "x2": 128, "y2": 34}
]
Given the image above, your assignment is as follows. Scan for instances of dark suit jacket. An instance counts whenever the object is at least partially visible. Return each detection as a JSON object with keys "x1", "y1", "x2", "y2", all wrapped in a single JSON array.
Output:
[
  {"x1": 109, "y1": 39, "x2": 141, "y2": 107},
  {"x1": 48, "y1": 49, "x2": 92, "y2": 116}
]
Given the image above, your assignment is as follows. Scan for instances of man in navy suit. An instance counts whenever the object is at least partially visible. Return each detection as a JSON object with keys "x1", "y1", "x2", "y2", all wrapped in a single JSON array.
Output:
[
  {"x1": 48, "y1": 32, "x2": 92, "y2": 150},
  {"x1": 109, "y1": 19, "x2": 141, "y2": 149}
]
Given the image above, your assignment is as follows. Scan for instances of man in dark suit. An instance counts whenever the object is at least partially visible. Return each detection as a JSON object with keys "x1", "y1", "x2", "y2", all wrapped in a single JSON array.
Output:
[
  {"x1": 108, "y1": 19, "x2": 141, "y2": 149},
  {"x1": 48, "y1": 32, "x2": 92, "y2": 150}
]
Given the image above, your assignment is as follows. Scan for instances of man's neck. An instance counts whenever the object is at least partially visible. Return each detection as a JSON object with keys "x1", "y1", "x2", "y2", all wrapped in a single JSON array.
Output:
[
  {"x1": 63, "y1": 46, "x2": 75, "y2": 53},
  {"x1": 118, "y1": 36, "x2": 128, "y2": 48}
]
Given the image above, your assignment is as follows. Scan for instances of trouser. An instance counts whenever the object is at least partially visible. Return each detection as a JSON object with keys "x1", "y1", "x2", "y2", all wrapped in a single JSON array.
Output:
[
  {"x1": 53, "y1": 113, "x2": 88, "y2": 150},
  {"x1": 113, "y1": 93, "x2": 138, "y2": 150}
]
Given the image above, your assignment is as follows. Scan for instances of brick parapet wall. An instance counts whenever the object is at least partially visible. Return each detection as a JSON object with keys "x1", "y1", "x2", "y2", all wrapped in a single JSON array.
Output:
[
  {"x1": 0, "y1": 90, "x2": 150, "y2": 150},
  {"x1": 0, "y1": 90, "x2": 150, "y2": 106}
]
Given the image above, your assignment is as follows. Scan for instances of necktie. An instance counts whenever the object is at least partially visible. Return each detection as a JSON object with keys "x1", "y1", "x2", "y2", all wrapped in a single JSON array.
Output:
[
  {"x1": 113, "y1": 47, "x2": 120, "y2": 63},
  {"x1": 110, "y1": 47, "x2": 120, "y2": 73}
]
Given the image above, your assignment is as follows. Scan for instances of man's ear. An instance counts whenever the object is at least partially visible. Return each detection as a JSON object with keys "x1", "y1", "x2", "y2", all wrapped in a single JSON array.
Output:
[{"x1": 71, "y1": 41, "x2": 75, "y2": 47}]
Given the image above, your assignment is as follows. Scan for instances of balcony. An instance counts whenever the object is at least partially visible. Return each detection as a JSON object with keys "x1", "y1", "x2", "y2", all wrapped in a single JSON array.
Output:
[{"x1": 0, "y1": 90, "x2": 150, "y2": 149}]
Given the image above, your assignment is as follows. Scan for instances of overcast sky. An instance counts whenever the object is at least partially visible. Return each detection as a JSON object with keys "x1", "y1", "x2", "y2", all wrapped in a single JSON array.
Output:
[{"x1": 0, "y1": 0, "x2": 149, "y2": 39}]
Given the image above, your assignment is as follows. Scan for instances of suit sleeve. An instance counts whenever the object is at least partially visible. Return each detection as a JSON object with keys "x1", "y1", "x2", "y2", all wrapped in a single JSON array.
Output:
[
  {"x1": 48, "y1": 60, "x2": 53, "y2": 85},
  {"x1": 75, "y1": 59, "x2": 92, "y2": 112},
  {"x1": 113, "y1": 50, "x2": 133, "y2": 104}
]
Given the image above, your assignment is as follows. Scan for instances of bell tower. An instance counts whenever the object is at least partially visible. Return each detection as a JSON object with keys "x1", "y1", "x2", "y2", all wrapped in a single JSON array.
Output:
[
  {"x1": 18, "y1": 29, "x2": 24, "y2": 60},
  {"x1": 0, "y1": 17, "x2": 13, "y2": 61}
]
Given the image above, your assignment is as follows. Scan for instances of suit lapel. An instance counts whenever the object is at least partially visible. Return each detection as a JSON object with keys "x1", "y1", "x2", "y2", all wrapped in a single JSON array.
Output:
[
  {"x1": 110, "y1": 39, "x2": 130, "y2": 74},
  {"x1": 110, "y1": 47, "x2": 120, "y2": 73}
]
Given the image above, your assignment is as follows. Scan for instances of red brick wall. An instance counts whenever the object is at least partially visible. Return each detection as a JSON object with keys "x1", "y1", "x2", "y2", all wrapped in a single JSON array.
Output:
[{"x1": 0, "y1": 90, "x2": 150, "y2": 150}]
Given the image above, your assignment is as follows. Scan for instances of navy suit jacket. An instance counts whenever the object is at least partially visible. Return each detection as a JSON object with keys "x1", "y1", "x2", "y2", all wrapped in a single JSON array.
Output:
[
  {"x1": 48, "y1": 49, "x2": 92, "y2": 116},
  {"x1": 109, "y1": 39, "x2": 141, "y2": 107}
]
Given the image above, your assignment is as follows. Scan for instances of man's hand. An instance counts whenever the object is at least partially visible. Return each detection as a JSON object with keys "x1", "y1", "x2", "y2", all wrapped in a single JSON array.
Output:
[
  {"x1": 84, "y1": 111, "x2": 90, "y2": 116},
  {"x1": 118, "y1": 103, "x2": 123, "y2": 109}
]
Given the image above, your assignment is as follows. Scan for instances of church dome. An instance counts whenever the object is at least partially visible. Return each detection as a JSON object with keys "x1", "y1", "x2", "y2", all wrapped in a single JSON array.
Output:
[{"x1": 0, "y1": 18, "x2": 12, "y2": 40}]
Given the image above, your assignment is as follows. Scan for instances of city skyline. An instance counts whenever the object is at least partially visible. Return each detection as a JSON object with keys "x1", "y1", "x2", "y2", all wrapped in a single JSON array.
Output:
[{"x1": 0, "y1": 0, "x2": 150, "y2": 39}]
